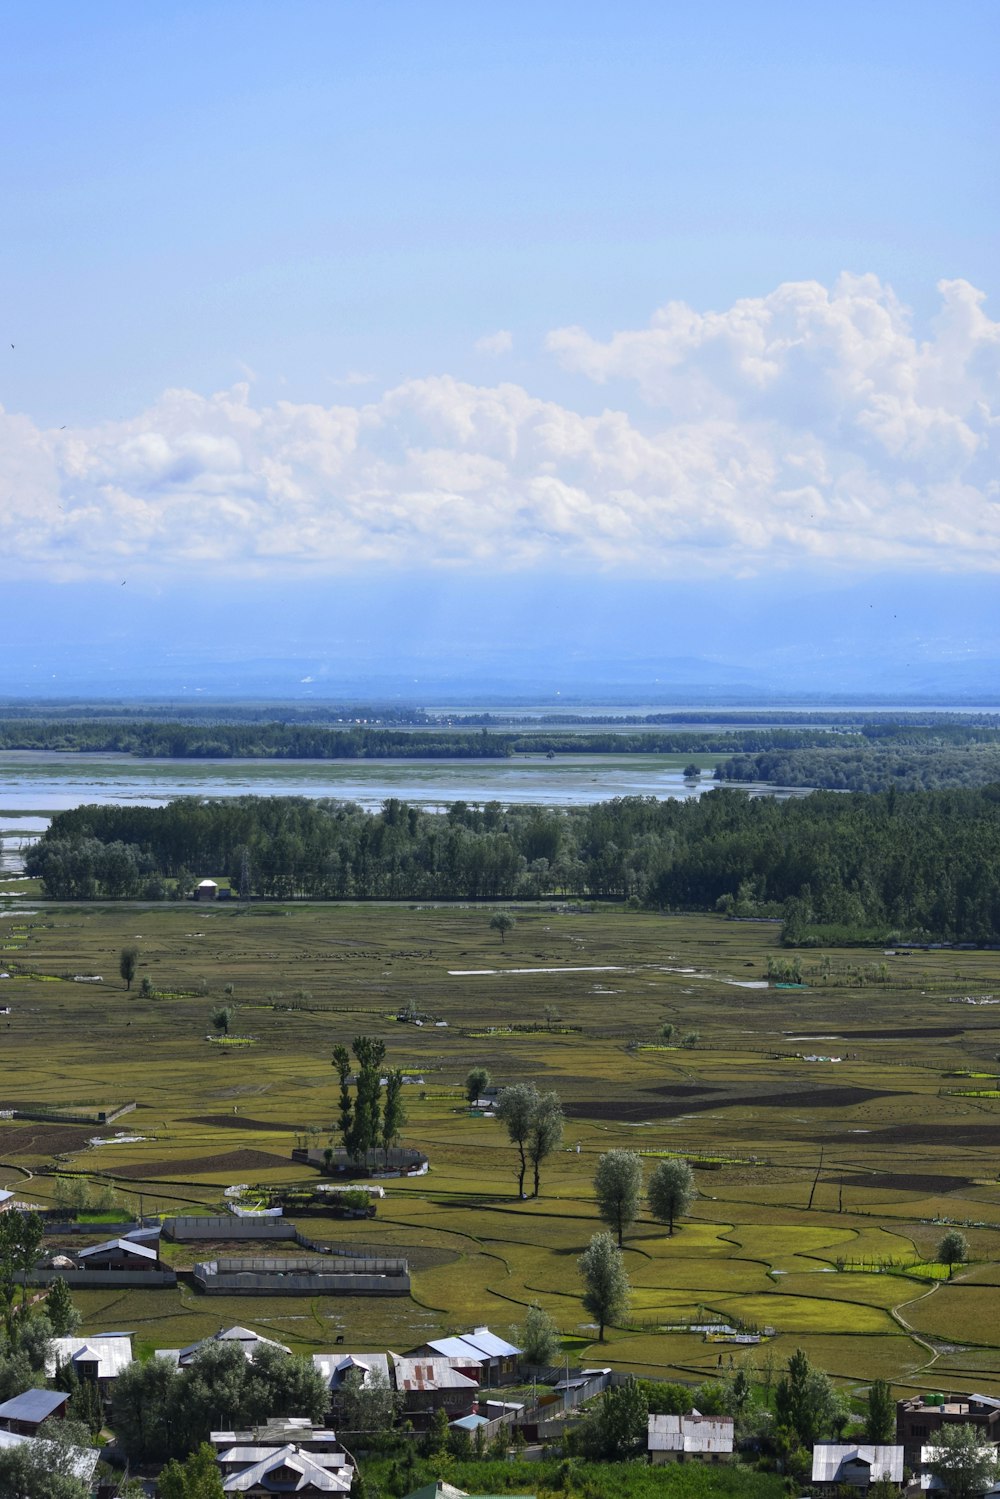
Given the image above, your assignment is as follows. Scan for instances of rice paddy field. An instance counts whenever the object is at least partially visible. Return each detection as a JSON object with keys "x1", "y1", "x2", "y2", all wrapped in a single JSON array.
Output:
[{"x1": 1, "y1": 893, "x2": 999, "y2": 1393}]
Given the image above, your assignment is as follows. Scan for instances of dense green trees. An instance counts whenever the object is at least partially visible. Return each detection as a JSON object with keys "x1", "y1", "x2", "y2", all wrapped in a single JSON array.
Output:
[
  {"x1": 26, "y1": 781, "x2": 1000, "y2": 945},
  {"x1": 112, "y1": 1341, "x2": 328, "y2": 1461},
  {"x1": 925, "y1": 1424, "x2": 1000, "y2": 1499},
  {"x1": 331, "y1": 1038, "x2": 405, "y2": 1164}
]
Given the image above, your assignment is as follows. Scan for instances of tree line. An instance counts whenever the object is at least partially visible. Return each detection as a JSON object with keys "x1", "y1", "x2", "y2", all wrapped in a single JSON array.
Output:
[{"x1": 25, "y1": 784, "x2": 1000, "y2": 942}]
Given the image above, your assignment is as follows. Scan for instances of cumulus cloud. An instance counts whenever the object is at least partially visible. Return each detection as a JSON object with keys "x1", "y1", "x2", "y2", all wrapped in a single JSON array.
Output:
[
  {"x1": 475, "y1": 329, "x2": 514, "y2": 355},
  {"x1": 1, "y1": 276, "x2": 997, "y2": 579}
]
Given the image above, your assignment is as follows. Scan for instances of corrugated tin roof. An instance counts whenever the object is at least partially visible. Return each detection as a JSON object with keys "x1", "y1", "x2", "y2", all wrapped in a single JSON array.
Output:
[
  {"x1": 812, "y1": 1445, "x2": 904, "y2": 1484},
  {"x1": 47, "y1": 1333, "x2": 134, "y2": 1380},
  {"x1": 648, "y1": 1413, "x2": 734, "y2": 1454},
  {"x1": 78, "y1": 1237, "x2": 157, "y2": 1261},
  {"x1": 222, "y1": 1444, "x2": 353, "y2": 1493},
  {"x1": 463, "y1": 1327, "x2": 521, "y2": 1359},
  {"x1": 0, "y1": 1388, "x2": 70, "y2": 1422},
  {"x1": 391, "y1": 1355, "x2": 478, "y2": 1391}
]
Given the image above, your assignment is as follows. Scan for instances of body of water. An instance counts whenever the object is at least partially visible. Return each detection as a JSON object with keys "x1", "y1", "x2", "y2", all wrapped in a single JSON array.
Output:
[{"x1": 0, "y1": 749, "x2": 806, "y2": 873}]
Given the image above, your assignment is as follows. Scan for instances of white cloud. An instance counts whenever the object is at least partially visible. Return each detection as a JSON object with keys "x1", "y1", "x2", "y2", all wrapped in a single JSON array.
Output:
[
  {"x1": 1, "y1": 276, "x2": 997, "y2": 579},
  {"x1": 475, "y1": 329, "x2": 514, "y2": 356}
]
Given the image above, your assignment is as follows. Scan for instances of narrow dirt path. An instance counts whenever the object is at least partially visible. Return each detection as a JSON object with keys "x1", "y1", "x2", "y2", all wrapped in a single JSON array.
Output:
[{"x1": 891, "y1": 1277, "x2": 943, "y2": 1371}]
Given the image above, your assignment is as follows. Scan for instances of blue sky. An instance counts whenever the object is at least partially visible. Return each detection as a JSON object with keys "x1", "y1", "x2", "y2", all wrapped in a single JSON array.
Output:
[{"x1": 1, "y1": 2, "x2": 998, "y2": 694}]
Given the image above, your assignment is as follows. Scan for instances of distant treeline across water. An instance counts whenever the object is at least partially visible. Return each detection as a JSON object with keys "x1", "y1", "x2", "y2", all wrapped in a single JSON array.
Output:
[
  {"x1": 5, "y1": 717, "x2": 1000, "y2": 794},
  {"x1": 25, "y1": 784, "x2": 1000, "y2": 945}
]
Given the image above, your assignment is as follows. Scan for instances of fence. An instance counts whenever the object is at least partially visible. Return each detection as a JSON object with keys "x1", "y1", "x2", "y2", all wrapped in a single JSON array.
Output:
[
  {"x1": 192, "y1": 1254, "x2": 410, "y2": 1296},
  {"x1": 23, "y1": 1267, "x2": 176, "y2": 1288}
]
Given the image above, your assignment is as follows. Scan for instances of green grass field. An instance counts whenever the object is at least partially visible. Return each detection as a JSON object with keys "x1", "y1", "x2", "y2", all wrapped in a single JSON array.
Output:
[{"x1": 1, "y1": 897, "x2": 999, "y2": 1393}]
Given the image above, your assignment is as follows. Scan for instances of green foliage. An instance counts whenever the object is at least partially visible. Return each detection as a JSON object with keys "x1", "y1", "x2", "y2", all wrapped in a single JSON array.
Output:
[
  {"x1": 339, "y1": 1364, "x2": 401, "y2": 1433},
  {"x1": 938, "y1": 1229, "x2": 969, "y2": 1275},
  {"x1": 210, "y1": 1005, "x2": 235, "y2": 1035},
  {"x1": 521, "y1": 1301, "x2": 560, "y2": 1366},
  {"x1": 925, "y1": 1424, "x2": 1000, "y2": 1499},
  {"x1": 773, "y1": 1347, "x2": 847, "y2": 1447},
  {"x1": 579, "y1": 1231, "x2": 630, "y2": 1341},
  {"x1": 0, "y1": 1210, "x2": 44, "y2": 1324},
  {"x1": 593, "y1": 1149, "x2": 643, "y2": 1245},
  {"x1": 638, "y1": 1379, "x2": 695, "y2": 1415},
  {"x1": 496, "y1": 1082, "x2": 540, "y2": 1197},
  {"x1": 112, "y1": 1340, "x2": 328, "y2": 1462},
  {"x1": 865, "y1": 1378, "x2": 896, "y2": 1442},
  {"x1": 581, "y1": 1376, "x2": 649, "y2": 1459},
  {"x1": 648, "y1": 1157, "x2": 696, "y2": 1235},
  {"x1": 489, "y1": 911, "x2": 515, "y2": 943},
  {"x1": 0, "y1": 1420, "x2": 92, "y2": 1499},
  {"x1": 158, "y1": 1442, "x2": 226, "y2": 1499},
  {"x1": 44, "y1": 1277, "x2": 81, "y2": 1337},
  {"x1": 362, "y1": 1453, "x2": 787, "y2": 1499},
  {"x1": 119, "y1": 946, "x2": 139, "y2": 989},
  {"x1": 465, "y1": 1066, "x2": 491, "y2": 1103}
]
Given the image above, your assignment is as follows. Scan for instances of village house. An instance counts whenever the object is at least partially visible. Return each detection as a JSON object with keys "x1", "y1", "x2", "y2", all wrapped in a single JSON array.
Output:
[
  {"x1": 389, "y1": 1354, "x2": 480, "y2": 1423},
  {"x1": 647, "y1": 1412, "x2": 734, "y2": 1464},
  {"x1": 0, "y1": 1427, "x2": 100, "y2": 1486},
  {"x1": 410, "y1": 1327, "x2": 521, "y2": 1385},
  {"x1": 210, "y1": 1418, "x2": 355, "y2": 1493},
  {"x1": 0, "y1": 1388, "x2": 70, "y2": 1436},
  {"x1": 46, "y1": 1332, "x2": 133, "y2": 1398},
  {"x1": 811, "y1": 1443, "x2": 905, "y2": 1491},
  {"x1": 76, "y1": 1236, "x2": 162, "y2": 1272},
  {"x1": 157, "y1": 1324, "x2": 291, "y2": 1369},
  {"x1": 313, "y1": 1351, "x2": 392, "y2": 1411}
]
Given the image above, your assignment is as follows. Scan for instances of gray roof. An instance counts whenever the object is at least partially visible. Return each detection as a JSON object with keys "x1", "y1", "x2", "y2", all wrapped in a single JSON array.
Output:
[
  {"x1": 78, "y1": 1236, "x2": 157, "y2": 1261},
  {"x1": 0, "y1": 1388, "x2": 70, "y2": 1423},
  {"x1": 648, "y1": 1413, "x2": 734, "y2": 1454},
  {"x1": 221, "y1": 1443, "x2": 353, "y2": 1492},
  {"x1": 0, "y1": 1427, "x2": 100, "y2": 1482},
  {"x1": 314, "y1": 1351, "x2": 391, "y2": 1391},
  {"x1": 812, "y1": 1445, "x2": 904, "y2": 1484},
  {"x1": 47, "y1": 1333, "x2": 133, "y2": 1380}
]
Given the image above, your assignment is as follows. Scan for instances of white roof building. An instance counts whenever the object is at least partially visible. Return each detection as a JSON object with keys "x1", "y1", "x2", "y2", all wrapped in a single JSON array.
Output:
[
  {"x1": 648, "y1": 1412, "x2": 734, "y2": 1457},
  {"x1": 812, "y1": 1445, "x2": 905, "y2": 1487},
  {"x1": 46, "y1": 1333, "x2": 133, "y2": 1382},
  {"x1": 157, "y1": 1324, "x2": 291, "y2": 1369},
  {"x1": 313, "y1": 1352, "x2": 392, "y2": 1393}
]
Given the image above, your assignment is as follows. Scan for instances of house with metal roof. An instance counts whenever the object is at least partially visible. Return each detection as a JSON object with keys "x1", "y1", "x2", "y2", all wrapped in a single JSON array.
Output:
[
  {"x1": 47, "y1": 1332, "x2": 133, "y2": 1394},
  {"x1": 313, "y1": 1351, "x2": 392, "y2": 1404},
  {"x1": 76, "y1": 1236, "x2": 160, "y2": 1270},
  {"x1": 0, "y1": 1388, "x2": 70, "y2": 1435},
  {"x1": 413, "y1": 1327, "x2": 521, "y2": 1382},
  {"x1": 390, "y1": 1354, "x2": 480, "y2": 1421},
  {"x1": 0, "y1": 1426, "x2": 100, "y2": 1484},
  {"x1": 157, "y1": 1324, "x2": 292, "y2": 1368},
  {"x1": 898, "y1": 1395, "x2": 1000, "y2": 1468},
  {"x1": 811, "y1": 1444, "x2": 905, "y2": 1489},
  {"x1": 217, "y1": 1441, "x2": 354, "y2": 1494},
  {"x1": 648, "y1": 1412, "x2": 734, "y2": 1464}
]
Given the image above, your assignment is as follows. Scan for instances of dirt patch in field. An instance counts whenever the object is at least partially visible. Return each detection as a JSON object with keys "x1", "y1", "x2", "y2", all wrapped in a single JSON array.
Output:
[
  {"x1": 565, "y1": 1083, "x2": 895, "y2": 1123},
  {"x1": 112, "y1": 1148, "x2": 291, "y2": 1179},
  {"x1": 182, "y1": 1115, "x2": 297, "y2": 1132},
  {"x1": 829, "y1": 1171, "x2": 974, "y2": 1194},
  {"x1": 0, "y1": 1122, "x2": 95, "y2": 1158}
]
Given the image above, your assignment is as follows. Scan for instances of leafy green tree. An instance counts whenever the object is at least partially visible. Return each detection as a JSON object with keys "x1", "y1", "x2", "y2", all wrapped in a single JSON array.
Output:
[
  {"x1": 527, "y1": 1090, "x2": 564, "y2": 1197},
  {"x1": 158, "y1": 1442, "x2": 225, "y2": 1499},
  {"x1": 681, "y1": 1031, "x2": 700, "y2": 1048},
  {"x1": 119, "y1": 946, "x2": 139, "y2": 990},
  {"x1": 332, "y1": 1045, "x2": 353, "y2": 1153},
  {"x1": 496, "y1": 1082, "x2": 540, "y2": 1197},
  {"x1": 648, "y1": 1157, "x2": 696, "y2": 1236},
  {"x1": 865, "y1": 1378, "x2": 896, "y2": 1442},
  {"x1": 0, "y1": 1419, "x2": 92, "y2": 1499},
  {"x1": 520, "y1": 1302, "x2": 560, "y2": 1366},
  {"x1": 660, "y1": 1022, "x2": 675, "y2": 1043},
  {"x1": 774, "y1": 1347, "x2": 846, "y2": 1447},
  {"x1": 585, "y1": 1376, "x2": 649, "y2": 1459},
  {"x1": 0, "y1": 1209, "x2": 44, "y2": 1324},
  {"x1": 44, "y1": 1277, "x2": 81, "y2": 1337},
  {"x1": 938, "y1": 1228, "x2": 969, "y2": 1277},
  {"x1": 926, "y1": 1423, "x2": 1000, "y2": 1499},
  {"x1": 593, "y1": 1149, "x2": 643, "y2": 1246},
  {"x1": 210, "y1": 1005, "x2": 235, "y2": 1036},
  {"x1": 112, "y1": 1355, "x2": 182, "y2": 1461},
  {"x1": 578, "y1": 1231, "x2": 629, "y2": 1342},
  {"x1": 489, "y1": 912, "x2": 515, "y2": 945},
  {"x1": 381, "y1": 1069, "x2": 406, "y2": 1162},
  {"x1": 339, "y1": 1364, "x2": 401, "y2": 1433},
  {"x1": 465, "y1": 1066, "x2": 491, "y2": 1104}
]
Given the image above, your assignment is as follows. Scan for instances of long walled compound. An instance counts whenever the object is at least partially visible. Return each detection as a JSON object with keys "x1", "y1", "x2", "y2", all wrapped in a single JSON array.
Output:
[{"x1": 192, "y1": 1254, "x2": 411, "y2": 1295}]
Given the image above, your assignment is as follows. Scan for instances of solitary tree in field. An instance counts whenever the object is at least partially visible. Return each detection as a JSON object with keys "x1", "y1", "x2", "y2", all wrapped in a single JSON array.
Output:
[
  {"x1": 938, "y1": 1228, "x2": 969, "y2": 1278},
  {"x1": 527, "y1": 1090, "x2": 564, "y2": 1197},
  {"x1": 648, "y1": 1157, "x2": 696, "y2": 1236},
  {"x1": 497, "y1": 1082, "x2": 540, "y2": 1197},
  {"x1": 489, "y1": 912, "x2": 515, "y2": 945},
  {"x1": 578, "y1": 1231, "x2": 629, "y2": 1342},
  {"x1": 210, "y1": 1006, "x2": 235, "y2": 1037},
  {"x1": 119, "y1": 946, "x2": 139, "y2": 991},
  {"x1": 593, "y1": 1149, "x2": 643, "y2": 1246},
  {"x1": 466, "y1": 1066, "x2": 491, "y2": 1104}
]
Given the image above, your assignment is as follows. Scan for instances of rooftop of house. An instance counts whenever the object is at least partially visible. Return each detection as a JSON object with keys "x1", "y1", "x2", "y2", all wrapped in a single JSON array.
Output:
[
  {"x1": 46, "y1": 1332, "x2": 134, "y2": 1381},
  {"x1": 648, "y1": 1412, "x2": 734, "y2": 1454},
  {"x1": 159, "y1": 1324, "x2": 292, "y2": 1368},
  {"x1": 77, "y1": 1236, "x2": 158, "y2": 1261},
  {"x1": 220, "y1": 1442, "x2": 354, "y2": 1493},
  {"x1": 313, "y1": 1351, "x2": 391, "y2": 1390},
  {"x1": 390, "y1": 1354, "x2": 479, "y2": 1392},
  {"x1": 0, "y1": 1388, "x2": 70, "y2": 1425},
  {"x1": 812, "y1": 1445, "x2": 905, "y2": 1485},
  {"x1": 0, "y1": 1427, "x2": 100, "y2": 1482}
]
